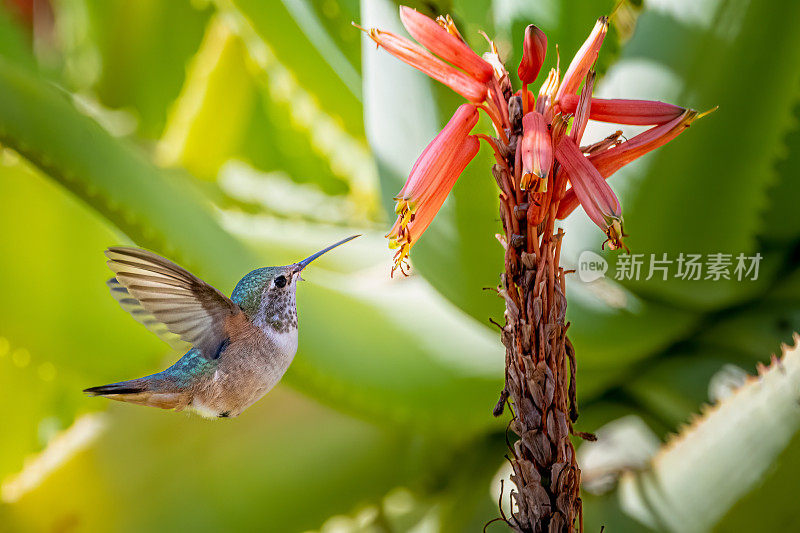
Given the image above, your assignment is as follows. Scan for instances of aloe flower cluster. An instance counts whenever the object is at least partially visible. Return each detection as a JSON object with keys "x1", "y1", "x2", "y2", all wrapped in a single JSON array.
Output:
[
  {"x1": 362, "y1": 8, "x2": 706, "y2": 531},
  {"x1": 364, "y1": 8, "x2": 700, "y2": 273}
]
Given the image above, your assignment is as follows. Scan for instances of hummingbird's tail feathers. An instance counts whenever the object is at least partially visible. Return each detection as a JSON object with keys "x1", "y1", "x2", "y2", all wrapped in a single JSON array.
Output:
[{"x1": 83, "y1": 378, "x2": 190, "y2": 411}]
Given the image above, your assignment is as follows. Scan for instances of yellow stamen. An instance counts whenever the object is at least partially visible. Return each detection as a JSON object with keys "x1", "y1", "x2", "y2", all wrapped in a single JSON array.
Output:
[{"x1": 696, "y1": 105, "x2": 719, "y2": 120}]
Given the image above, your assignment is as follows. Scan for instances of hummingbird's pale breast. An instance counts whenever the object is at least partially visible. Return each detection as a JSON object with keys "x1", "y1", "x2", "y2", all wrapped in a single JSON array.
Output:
[{"x1": 189, "y1": 276, "x2": 301, "y2": 418}]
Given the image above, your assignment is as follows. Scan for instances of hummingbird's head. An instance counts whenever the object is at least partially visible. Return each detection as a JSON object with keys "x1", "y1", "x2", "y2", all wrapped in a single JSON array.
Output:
[
  {"x1": 231, "y1": 265, "x2": 295, "y2": 315},
  {"x1": 231, "y1": 235, "x2": 360, "y2": 321}
]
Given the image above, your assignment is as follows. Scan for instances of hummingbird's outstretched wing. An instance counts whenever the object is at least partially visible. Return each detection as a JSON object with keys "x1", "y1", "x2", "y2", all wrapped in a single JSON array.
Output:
[
  {"x1": 106, "y1": 278, "x2": 190, "y2": 352},
  {"x1": 105, "y1": 247, "x2": 242, "y2": 360}
]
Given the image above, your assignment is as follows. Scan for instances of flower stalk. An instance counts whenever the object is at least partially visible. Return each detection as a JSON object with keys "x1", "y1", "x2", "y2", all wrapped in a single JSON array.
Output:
[{"x1": 364, "y1": 7, "x2": 705, "y2": 531}]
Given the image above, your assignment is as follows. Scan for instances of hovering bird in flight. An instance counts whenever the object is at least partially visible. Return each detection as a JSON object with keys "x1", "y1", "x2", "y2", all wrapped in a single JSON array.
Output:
[{"x1": 84, "y1": 235, "x2": 359, "y2": 418}]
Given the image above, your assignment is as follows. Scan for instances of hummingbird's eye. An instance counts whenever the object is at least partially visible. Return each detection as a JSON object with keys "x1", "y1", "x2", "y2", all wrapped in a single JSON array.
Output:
[{"x1": 274, "y1": 275, "x2": 287, "y2": 288}]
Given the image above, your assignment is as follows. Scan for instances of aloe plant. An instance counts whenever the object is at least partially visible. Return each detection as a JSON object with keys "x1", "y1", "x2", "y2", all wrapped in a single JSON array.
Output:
[
  {"x1": 1, "y1": 0, "x2": 799, "y2": 531},
  {"x1": 618, "y1": 343, "x2": 800, "y2": 532}
]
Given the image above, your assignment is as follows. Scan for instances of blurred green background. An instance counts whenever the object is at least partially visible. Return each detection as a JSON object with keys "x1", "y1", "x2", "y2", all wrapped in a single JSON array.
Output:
[{"x1": 1, "y1": 0, "x2": 799, "y2": 531}]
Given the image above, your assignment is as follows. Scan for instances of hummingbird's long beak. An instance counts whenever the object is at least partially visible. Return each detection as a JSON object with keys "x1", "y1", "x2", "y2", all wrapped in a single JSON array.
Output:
[{"x1": 292, "y1": 235, "x2": 360, "y2": 273}]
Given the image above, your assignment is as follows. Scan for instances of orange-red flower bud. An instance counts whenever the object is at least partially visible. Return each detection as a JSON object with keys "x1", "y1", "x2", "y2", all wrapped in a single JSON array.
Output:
[
  {"x1": 363, "y1": 27, "x2": 488, "y2": 103},
  {"x1": 556, "y1": 17, "x2": 607, "y2": 101},
  {"x1": 518, "y1": 24, "x2": 547, "y2": 85},
  {"x1": 559, "y1": 95, "x2": 686, "y2": 125},
  {"x1": 555, "y1": 136, "x2": 624, "y2": 249},
  {"x1": 520, "y1": 111, "x2": 552, "y2": 190},
  {"x1": 399, "y1": 7, "x2": 494, "y2": 83}
]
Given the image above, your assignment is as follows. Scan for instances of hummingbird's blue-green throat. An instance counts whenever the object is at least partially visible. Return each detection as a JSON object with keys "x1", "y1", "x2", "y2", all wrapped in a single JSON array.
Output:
[{"x1": 84, "y1": 235, "x2": 359, "y2": 418}]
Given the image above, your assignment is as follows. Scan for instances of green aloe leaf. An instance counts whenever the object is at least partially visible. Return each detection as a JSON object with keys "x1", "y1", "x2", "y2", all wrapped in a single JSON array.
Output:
[
  {"x1": 0, "y1": 54, "x2": 248, "y2": 286},
  {"x1": 0, "y1": 55, "x2": 505, "y2": 434},
  {"x1": 306, "y1": 0, "x2": 362, "y2": 75},
  {"x1": 623, "y1": 284, "x2": 800, "y2": 429},
  {"x1": 620, "y1": 263, "x2": 800, "y2": 432},
  {"x1": 618, "y1": 342, "x2": 800, "y2": 532},
  {"x1": 623, "y1": 349, "x2": 752, "y2": 432},
  {"x1": 57, "y1": 0, "x2": 211, "y2": 138},
  {"x1": 694, "y1": 302, "x2": 800, "y2": 362},
  {"x1": 566, "y1": 281, "x2": 698, "y2": 400},
  {"x1": 220, "y1": 0, "x2": 364, "y2": 138},
  {"x1": 714, "y1": 430, "x2": 800, "y2": 531},
  {"x1": 759, "y1": 98, "x2": 800, "y2": 246},
  {"x1": 158, "y1": 15, "x2": 358, "y2": 200},
  {"x1": 157, "y1": 17, "x2": 258, "y2": 180}
]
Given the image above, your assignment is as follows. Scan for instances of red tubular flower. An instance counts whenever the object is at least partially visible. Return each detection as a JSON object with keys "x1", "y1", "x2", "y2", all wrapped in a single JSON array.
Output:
[
  {"x1": 518, "y1": 24, "x2": 547, "y2": 85},
  {"x1": 559, "y1": 95, "x2": 686, "y2": 125},
  {"x1": 521, "y1": 111, "x2": 553, "y2": 191},
  {"x1": 388, "y1": 105, "x2": 480, "y2": 273},
  {"x1": 362, "y1": 27, "x2": 489, "y2": 103},
  {"x1": 399, "y1": 7, "x2": 494, "y2": 83},
  {"x1": 556, "y1": 110, "x2": 700, "y2": 220},
  {"x1": 555, "y1": 136, "x2": 625, "y2": 249},
  {"x1": 556, "y1": 17, "x2": 607, "y2": 101}
]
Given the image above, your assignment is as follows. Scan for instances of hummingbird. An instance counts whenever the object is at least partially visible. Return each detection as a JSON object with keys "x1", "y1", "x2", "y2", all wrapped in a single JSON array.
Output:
[{"x1": 84, "y1": 235, "x2": 359, "y2": 418}]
